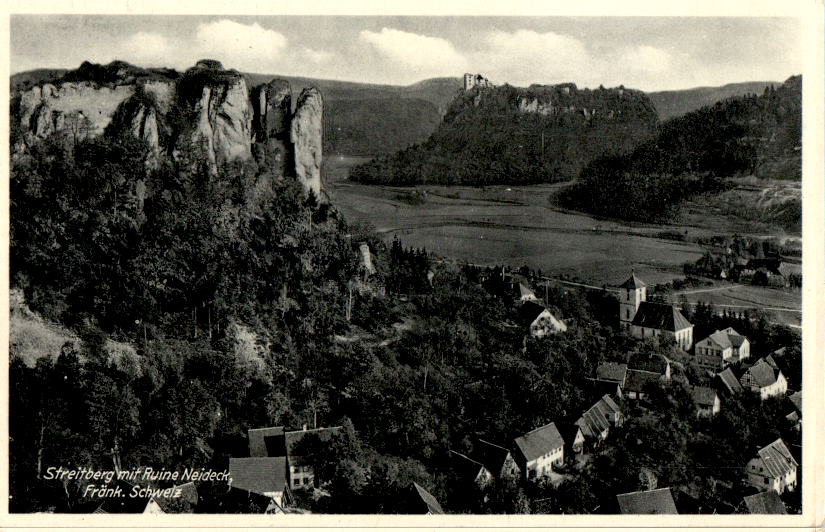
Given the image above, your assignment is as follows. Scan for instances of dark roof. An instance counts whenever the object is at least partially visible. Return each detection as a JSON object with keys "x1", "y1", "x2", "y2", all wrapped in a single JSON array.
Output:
[
  {"x1": 743, "y1": 491, "x2": 788, "y2": 514},
  {"x1": 449, "y1": 450, "x2": 489, "y2": 481},
  {"x1": 703, "y1": 330, "x2": 733, "y2": 349},
  {"x1": 228, "y1": 457, "x2": 288, "y2": 495},
  {"x1": 743, "y1": 359, "x2": 781, "y2": 388},
  {"x1": 203, "y1": 486, "x2": 273, "y2": 514},
  {"x1": 692, "y1": 386, "x2": 718, "y2": 407},
  {"x1": 517, "y1": 300, "x2": 548, "y2": 326},
  {"x1": 746, "y1": 258, "x2": 782, "y2": 275},
  {"x1": 623, "y1": 369, "x2": 661, "y2": 393},
  {"x1": 620, "y1": 274, "x2": 646, "y2": 289},
  {"x1": 757, "y1": 438, "x2": 798, "y2": 478},
  {"x1": 628, "y1": 353, "x2": 669, "y2": 375},
  {"x1": 515, "y1": 422, "x2": 564, "y2": 463},
  {"x1": 789, "y1": 391, "x2": 802, "y2": 414},
  {"x1": 716, "y1": 368, "x2": 743, "y2": 395},
  {"x1": 156, "y1": 481, "x2": 199, "y2": 513},
  {"x1": 412, "y1": 482, "x2": 444, "y2": 514},
  {"x1": 596, "y1": 362, "x2": 627, "y2": 384},
  {"x1": 616, "y1": 487, "x2": 678, "y2": 514},
  {"x1": 631, "y1": 302, "x2": 692, "y2": 332},
  {"x1": 575, "y1": 395, "x2": 620, "y2": 439},
  {"x1": 475, "y1": 439, "x2": 512, "y2": 477},
  {"x1": 248, "y1": 426, "x2": 285, "y2": 457}
]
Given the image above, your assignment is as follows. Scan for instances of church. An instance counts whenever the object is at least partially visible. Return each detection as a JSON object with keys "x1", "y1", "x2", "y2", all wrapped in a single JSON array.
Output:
[{"x1": 618, "y1": 273, "x2": 694, "y2": 351}]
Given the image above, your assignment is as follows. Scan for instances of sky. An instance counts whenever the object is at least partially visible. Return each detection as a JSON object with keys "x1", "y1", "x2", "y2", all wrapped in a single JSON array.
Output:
[{"x1": 10, "y1": 16, "x2": 802, "y2": 91}]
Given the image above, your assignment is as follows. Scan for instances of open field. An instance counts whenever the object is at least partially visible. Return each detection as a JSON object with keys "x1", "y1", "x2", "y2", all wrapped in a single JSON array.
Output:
[{"x1": 325, "y1": 156, "x2": 801, "y2": 325}]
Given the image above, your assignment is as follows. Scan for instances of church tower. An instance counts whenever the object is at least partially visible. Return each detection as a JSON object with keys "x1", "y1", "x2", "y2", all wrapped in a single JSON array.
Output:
[{"x1": 619, "y1": 272, "x2": 646, "y2": 328}]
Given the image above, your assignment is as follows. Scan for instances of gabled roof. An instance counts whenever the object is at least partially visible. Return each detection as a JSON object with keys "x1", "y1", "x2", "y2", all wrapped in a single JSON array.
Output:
[
  {"x1": 620, "y1": 274, "x2": 646, "y2": 289},
  {"x1": 449, "y1": 450, "x2": 489, "y2": 482},
  {"x1": 596, "y1": 362, "x2": 628, "y2": 384},
  {"x1": 517, "y1": 301, "x2": 566, "y2": 332},
  {"x1": 575, "y1": 395, "x2": 620, "y2": 439},
  {"x1": 789, "y1": 391, "x2": 802, "y2": 414},
  {"x1": 743, "y1": 359, "x2": 781, "y2": 388},
  {"x1": 616, "y1": 487, "x2": 678, "y2": 514},
  {"x1": 516, "y1": 283, "x2": 537, "y2": 300},
  {"x1": 703, "y1": 330, "x2": 733, "y2": 349},
  {"x1": 475, "y1": 439, "x2": 513, "y2": 477},
  {"x1": 764, "y1": 355, "x2": 780, "y2": 369},
  {"x1": 631, "y1": 302, "x2": 692, "y2": 332},
  {"x1": 716, "y1": 368, "x2": 743, "y2": 395},
  {"x1": 623, "y1": 369, "x2": 661, "y2": 393},
  {"x1": 756, "y1": 438, "x2": 798, "y2": 478},
  {"x1": 514, "y1": 422, "x2": 564, "y2": 463},
  {"x1": 228, "y1": 457, "x2": 288, "y2": 495},
  {"x1": 248, "y1": 426, "x2": 286, "y2": 457},
  {"x1": 743, "y1": 491, "x2": 788, "y2": 514},
  {"x1": 94, "y1": 480, "x2": 161, "y2": 514},
  {"x1": 692, "y1": 386, "x2": 718, "y2": 407},
  {"x1": 729, "y1": 335, "x2": 747, "y2": 348},
  {"x1": 412, "y1": 482, "x2": 444, "y2": 514}
]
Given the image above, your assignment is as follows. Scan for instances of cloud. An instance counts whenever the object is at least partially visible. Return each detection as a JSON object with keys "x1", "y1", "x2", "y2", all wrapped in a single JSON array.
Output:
[
  {"x1": 192, "y1": 20, "x2": 288, "y2": 71},
  {"x1": 619, "y1": 45, "x2": 672, "y2": 73},
  {"x1": 119, "y1": 32, "x2": 174, "y2": 65},
  {"x1": 302, "y1": 47, "x2": 334, "y2": 64},
  {"x1": 359, "y1": 27, "x2": 466, "y2": 76}
]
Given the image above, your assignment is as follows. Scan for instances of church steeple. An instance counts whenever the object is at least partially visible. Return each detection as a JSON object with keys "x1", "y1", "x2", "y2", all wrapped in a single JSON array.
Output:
[{"x1": 619, "y1": 271, "x2": 646, "y2": 328}]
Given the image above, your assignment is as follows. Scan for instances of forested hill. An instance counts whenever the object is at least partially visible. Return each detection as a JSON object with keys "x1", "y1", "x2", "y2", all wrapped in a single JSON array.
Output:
[
  {"x1": 349, "y1": 83, "x2": 659, "y2": 186},
  {"x1": 557, "y1": 75, "x2": 802, "y2": 223},
  {"x1": 648, "y1": 80, "x2": 781, "y2": 121}
]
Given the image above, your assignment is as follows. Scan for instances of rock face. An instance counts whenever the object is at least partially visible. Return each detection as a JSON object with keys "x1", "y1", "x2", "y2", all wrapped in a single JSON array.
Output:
[
  {"x1": 252, "y1": 79, "x2": 293, "y2": 177},
  {"x1": 290, "y1": 88, "x2": 324, "y2": 197},
  {"x1": 12, "y1": 59, "x2": 325, "y2": 195}
]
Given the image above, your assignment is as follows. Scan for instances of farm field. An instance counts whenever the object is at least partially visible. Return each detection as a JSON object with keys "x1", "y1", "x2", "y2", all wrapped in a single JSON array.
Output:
[{"x1": 324, "y1": 156, "x2": 801, "y2": 325}]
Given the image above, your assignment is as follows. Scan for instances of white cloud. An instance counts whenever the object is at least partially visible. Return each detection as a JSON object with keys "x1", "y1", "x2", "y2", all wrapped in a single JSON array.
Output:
[
  {"x1": 119, "y1": 32, "x2": 174, "y2": 66},
  {"x1": 302, "y1": 47, "x2": 334, "y2": 64},
  {"x1": 359, "y1": 27, "x2": 466, "y2": 76},
  {"x1": 619, "y1": 45, "x2": 672, "y2": 73},
  {"x1": 192, "y1": 20, "x2": 288, "y2": 72}
]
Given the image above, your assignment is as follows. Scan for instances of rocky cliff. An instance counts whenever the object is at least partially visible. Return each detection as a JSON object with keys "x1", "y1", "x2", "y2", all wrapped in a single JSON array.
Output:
[{"x1": 12, "y1": 59, "x2": 324, "y2": 195}]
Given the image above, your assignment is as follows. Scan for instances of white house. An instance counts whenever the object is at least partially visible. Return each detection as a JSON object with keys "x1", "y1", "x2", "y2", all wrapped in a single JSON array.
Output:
[
  {"x1": 574, "y1": 394, "x2": 622, "y2": 451},
  {"x1": 745, "y1": 438, "x2": 798, "y2": 494},
  {"x1": 695, "y1": 327, "x2": 750, "y2": 371},
  {"x1": 518, "y1": 301, "x2": 567, "y2": 337},
  {"x1": 618, "y1": 273, "x2": 693, "y2": 350},
  {"x1": 740, "y1": 359, "x2": 787, "y2": 400},
  {"x1": 692, "y1": 386, "x2": 721, "y2": 417},
  {"x1": 514, "y1": 422, "x2": 565, "y2": 480}
]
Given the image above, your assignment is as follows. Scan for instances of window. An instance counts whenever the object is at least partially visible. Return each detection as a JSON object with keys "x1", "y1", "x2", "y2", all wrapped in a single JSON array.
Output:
[
  {"x1": 764, "y1": 477, "x2": 769, "y2": 484},
  {"x1": 293, "y1": 479, "x2": 300, "y2": 487}
]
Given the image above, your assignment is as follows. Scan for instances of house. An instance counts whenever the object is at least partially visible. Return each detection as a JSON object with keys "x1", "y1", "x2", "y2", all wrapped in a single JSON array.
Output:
[
  {"x1": 449, "y1": 450, "x2": 493, "y2": 488},
  {"x1": 475, "y1": 439, "x2": 521, "y2": 480},
  {"x1": 93, "y1": 480, "x2": 165, "y2": 514},
  {"x1": 558, "y1": 422, "x2": 587, "y2": 456},
  {"x1": 740, "y1": 359, "x2": 788, "y2": 400},
  {"x1": 715, "y1": 367, "x2": 744, "y2": 396},
  {"x1": 411, "y1": 482, "x2": 444, "y2": 514},
  {"x1": 596, "y1": 362, "x2": 628, "y2": 387},
  {"x1": 695, "y1": 328, "x2": 750, "y2": 371},
  {"x1": 628, "y1": 353, "x2": 671, "y2": 381},
  {"x1": 247, "y1": 425, "x2": 341, "y2": 490},
  {"x1": 514, "y1": 422, "x2": 565, "y2": 480},
  {"x1": 616, "y1": 487, "x2": 678, "y2": 514},
  {"x1": 623, "y1": 368, "x2": 663, "y2": 400},
  {"x1": 618, "y1": 273, "x2": 693, "y2": 350},
  {"x1": 745, "y1": 438, "x2": 798, "y2": 494},
  {"x1": 513, "y1": 282, "x2": 538, "y2": 302},
  {"x1": 200, "y1": 485, "x2": 282, "y2": 514},
  {"x1": 574, "y1": 394, "x2": 622, "y2": 451},
  {"x1": 742, "y1": 491, "x2": 788, "y2": 514},
  {"x1": 788, "y1": 390, "x2": 802, "y2": 414},
  {"x1": 692, "y1": 386, "x2": 721, "y2": 417},
  {"x1": 228, "y1": 457, "x2": 291, "y2": 508},
  {"x1": 517, "y1": 300, "x2": 567, "y2": 337},
  {"x1": 156, "y1": 481, "x2": 199, "y2": 513}
]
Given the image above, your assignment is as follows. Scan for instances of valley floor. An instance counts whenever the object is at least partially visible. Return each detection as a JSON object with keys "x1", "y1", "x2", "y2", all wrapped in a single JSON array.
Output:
[{"x1": 324, "y1": 156, "x2": 801, "y2": 327}]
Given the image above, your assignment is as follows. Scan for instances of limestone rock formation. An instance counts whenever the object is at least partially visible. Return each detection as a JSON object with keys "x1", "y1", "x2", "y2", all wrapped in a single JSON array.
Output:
[
  {"x1": 291, "y1": 87, "x2": 324, "y2": 197},
  {"x1": 252, "y1": 79, "x2": 293, "y2": 177}
]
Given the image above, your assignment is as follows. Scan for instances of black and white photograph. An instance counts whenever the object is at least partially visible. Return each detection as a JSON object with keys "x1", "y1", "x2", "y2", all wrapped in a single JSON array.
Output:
[{"x1": 4, "y1": 1, "x2": 822, "y2": 524}]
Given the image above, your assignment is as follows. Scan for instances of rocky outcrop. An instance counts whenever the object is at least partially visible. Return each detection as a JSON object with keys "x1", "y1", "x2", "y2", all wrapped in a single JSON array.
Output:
[
  {"x1": 12, "y1": 59, "x2": 325, "y2": 195},
  {"x1": 291, "y1": 87, "x2": 324, "y2": 197},
  {"x1": 252, "y1": 79, "x2": 293, "y2": 177}
]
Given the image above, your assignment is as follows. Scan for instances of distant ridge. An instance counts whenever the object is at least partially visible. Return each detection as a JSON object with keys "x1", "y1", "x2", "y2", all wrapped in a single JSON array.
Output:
[{"x1": 648, "y1": 81, "x2": 781, "y2": 120}]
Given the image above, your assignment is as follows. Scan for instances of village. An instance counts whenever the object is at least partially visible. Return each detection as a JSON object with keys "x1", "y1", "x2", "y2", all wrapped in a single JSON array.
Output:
[{"x1": 89, "y1": 267, "x2": 801, "y2": 516}]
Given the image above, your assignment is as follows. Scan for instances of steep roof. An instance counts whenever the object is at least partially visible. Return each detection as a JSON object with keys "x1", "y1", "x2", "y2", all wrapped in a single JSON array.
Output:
[
  {"x1": 596, "y1": 362, "x2": 628, "y2": 384},
  {"x1": 620, "y1": 274, "x2": 646, "y2": 289},
  {"x1": 616, "y1": 487, "x2": 678, "y2": 514},
  {"x1": 692, "y1": 386, "x2": 718, "y2": 408},
  {"x1": 514, "y1": 422, "x2": 564, "y2": 463},
  {"x1": 475, "y1": 439, "x2": 513, "y2": 477},
  {"x1": 789, "y1": 391, "x2": 802, "y2": 414},
  {"x1": 631, "y1": 302, "x2": 692, "y2": 332},
  {"x1": 756, "y1": 438, "x2": 798, "y2": 479},
  {"x1": 517, "y1": 301, "x2": 566, "y2": 332},
  {"x1": 743, "y1": 359, "x2": 781, "y2": 388},
  {"x1": 623, "y1": 369, "x2": 661, "y2": 394},
  {"x1": 716, "y1": 368, "x2": 743, "y2": 395},
  {"x1": 575, "y1": 395, "x2": 620, "y2": 439},
  {"x1": 228, "y1": 457, "x2": 288, "y2": 495},
  {"x1": 704, "y1": 330, "x2": 733, "y2": 349},
  {"x1": 449, "y1": 450, "x2": 489, "y2": 482},
  {"x1": 516, "y1": 283, "x2": 537, "y2": 300},
  {"x1": 248, "y1": 426, "x2": 285, "y2": 457},
  {"x1": 412, "y1": 482, "x2": 444, "y2": 514},
  {"x1": 729, "y1": 334, "x2": 747, "y2": 348},
  {"x1": 743, "y1": 491, "x2": 787, "y2": 514}
]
